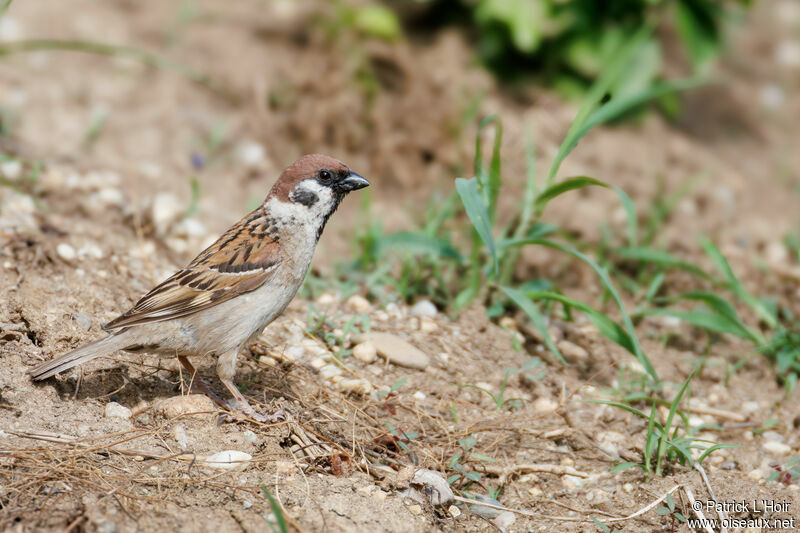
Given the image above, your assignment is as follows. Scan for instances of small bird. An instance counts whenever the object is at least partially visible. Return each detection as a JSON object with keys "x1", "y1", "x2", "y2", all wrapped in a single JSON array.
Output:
[{"x1": 29, "y1": 154, "x2": 369, "y2": 421}]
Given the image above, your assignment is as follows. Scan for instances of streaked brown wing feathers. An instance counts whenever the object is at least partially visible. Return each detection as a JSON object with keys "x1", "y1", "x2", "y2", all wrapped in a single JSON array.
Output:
[{"x1": 105, "y1": 216, "x2": 280, "y2": 330}]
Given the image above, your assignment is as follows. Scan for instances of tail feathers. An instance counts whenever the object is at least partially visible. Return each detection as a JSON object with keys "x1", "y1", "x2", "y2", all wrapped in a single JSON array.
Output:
[{"x1": 29, "y1": 334, "x2": 130, "y2": 380}]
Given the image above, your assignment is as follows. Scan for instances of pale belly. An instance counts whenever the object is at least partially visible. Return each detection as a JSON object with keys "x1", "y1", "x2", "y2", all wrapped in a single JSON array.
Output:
[{"x1": 141, "y1": 279, "x2": 302, "y2": 358}]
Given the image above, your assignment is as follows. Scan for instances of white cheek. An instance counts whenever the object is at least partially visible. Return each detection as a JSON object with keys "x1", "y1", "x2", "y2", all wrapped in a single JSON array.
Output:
[{"x1": 299, "y1": 181, "x2": 335, "y2": 212}]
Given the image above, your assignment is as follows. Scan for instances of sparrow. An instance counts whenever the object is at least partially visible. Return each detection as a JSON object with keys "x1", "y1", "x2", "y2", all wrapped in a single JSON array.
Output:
[{"x1": 29, "y1": 154, "x2": 370, "y2": 421}]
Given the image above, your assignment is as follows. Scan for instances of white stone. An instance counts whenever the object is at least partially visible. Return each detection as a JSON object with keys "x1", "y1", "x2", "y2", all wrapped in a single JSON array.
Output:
[
  {"x1": 410, "y1": 469, "x2": 454, "y2": 505},
  {"x1": 557, "y1": 340, "x2": 588, "y2": 360},
  {"x1": 236, "y1": 140, "x2": 266, "y2": 167},
  {"x1": 763, "y1": 440, "x2": 791, "y2": 455},
  {"x1": 151, "y1": 192, "x2": 183, "y2": 234},
  {"x1": 346, "y1": 295, "x2": 371, "y2": 313},
  {"x1": 760, "y1": 84, "x2": 786, "y2": 110},
  {"x1": 320, "y1": 364, "x2": 343, "y2": 380},
  {"x1": 493, "y1": 511, "x2": 515, "y2": 531},
  {"x1": 0, "y1": 160, "x2": 22, "y2": 181},
  {"x1": 204, "y1": 450, "x2": 252, "y2": 470},
  {"x1": 316, "y1": 293, "x2": 337, "y2": 305},
  {"x1": 420, "y1": 318, "x2": 438, "y2": 333},
  {"x1": 335, "y1": 378, "x2": 372, "y2": 395},
  {"x1": 174, "y1": 218, "x2": 207, "y2": 238},
  {"x1": 56, "y1": 243, "x2": 76, "y2": 261},
  {"x1": 156, "y1": 394, "x2": 215, "y2": 418},
  {"x1": 410, "y1": 300, "x2": 437, "y2": 317},
  {"x1": 96, "y1": 188, "x2": 124, "y2": 207},
  {"x1": 533, "y1": 396, "x2": 558, "y2": 413},
  {"x1": 242, "y1": 430, "x2": 258, "y2": 444},
  {"x1": 413, "y1": 391, "x2": 426, "y2": 401},
  {"x1": 776, "y1": 40, "x2": 800, "y2": 68},
  {"x1": 104, "y1": 402, "x2": 132, "y2": 419},
  {"x1": 352, "y1": 332, "x2": 429, "y2": 370},
  {"x1": 352, "y1": 341, "x2": 378, "y2": 363},
  {"x1": 78, "y1": 244, "x2": 103, "y2": 259},
  {"x1": 741, "y1": 401, "x2": 759, "y2": 415}
]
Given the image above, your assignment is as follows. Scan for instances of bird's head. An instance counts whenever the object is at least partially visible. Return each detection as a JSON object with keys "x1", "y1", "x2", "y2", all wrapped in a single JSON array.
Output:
[{"x1": 267, "y1": 154, "x2": 370, "y2": 233}]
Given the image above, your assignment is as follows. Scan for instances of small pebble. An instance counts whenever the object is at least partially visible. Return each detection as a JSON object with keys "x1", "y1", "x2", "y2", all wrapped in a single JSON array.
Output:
[
  {"x1": 316, "y1": 293, "x2": 337, "y2": 305},
  {"x1": 104, "y1": 402, "x2": 132, "y2": 419},
  {"x1": 204, "y1": 450, "x2": 252, "y2": 471},
  {"x1": 242, "y1": 500, "x2": 253, "y2": 510},
  {"x1": 0, "y1": 160, "x2": 22, "y2": 181},
  {"x1": 557, "y1": 340, "x2": 588, "y2": 361},
  {"x1": 493, "y1": 511, "x2": 515, "y2": 531},
  {"x1": 448, "y1": 505, "x2": 461, "y2": 518},
  {"x1": 353, "y1": 332, "x2": 429, "y2": 370},
  {"x1": 352, "y1": 341, "x2": 378, "y2": 363},
  {"x1": 407, "y1": 504, "x2": 422, "y2": 516},
  {"x1": 410, "y1": 300, "x2": 437, "y2": 317},
  {"x1": 532, "y1": 396, "x2": 558, "y2": 413},
  {"x1": 419, "y1": 318, "x2": 438, "y2": 333},
  {"x1": 413, "y1": 391, "x2": 426, "y2": 401},
  {"x1": 57, "y1": 243, "x2": 76, "y2": 261},
  {"x1": 236, "y1": 140, "x2": 266, "y2": 167},
  {"x1": 151, "y1": 192, "x2": 183, "y2": 234},
  {"x1": 71, "y1": 312, "x2": 92, "y2": 331},
  {"x1": 242, "y1": 430, "x2": 258, "y2": 444},
  {"x1": 346, "y1": 294, "x2": 371, "y2": 313},
  {"x1": 320, "y1": 364, "x2": 343, "y2": 380},
  {"x1": 156, "y1": 394, "x2": 215, "y2": 418},
  {"x1": 763, "y1": 440, "x2": 791, "y2": 455},
  {"x1": 96, "y1": 521, "x2": 117, "y2": 533}
]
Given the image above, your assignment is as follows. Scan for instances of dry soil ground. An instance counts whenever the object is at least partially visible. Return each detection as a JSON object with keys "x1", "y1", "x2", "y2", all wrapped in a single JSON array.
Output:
[{"x1": 2, "y1": 1, "x2": 800, "y2": 532}]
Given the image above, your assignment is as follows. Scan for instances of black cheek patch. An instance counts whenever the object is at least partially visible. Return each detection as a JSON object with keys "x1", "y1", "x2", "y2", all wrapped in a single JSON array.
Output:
[{"x1": 292, "y1": 189, "x2": 318, "y2": 207}]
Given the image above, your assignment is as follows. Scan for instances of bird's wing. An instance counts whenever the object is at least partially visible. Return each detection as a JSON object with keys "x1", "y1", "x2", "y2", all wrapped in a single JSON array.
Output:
[{"x1": 105, "y1": 215, "x2": 281, "y2": 330}]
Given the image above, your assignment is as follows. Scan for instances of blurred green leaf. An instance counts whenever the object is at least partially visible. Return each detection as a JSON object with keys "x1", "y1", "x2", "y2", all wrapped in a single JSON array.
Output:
[
  {"x1": 377, "y1": 231, "x2": 462, "y2": 261},
  {"x1": 501, "y1": 286, "x2": 566, "y2": 364},
  {"x1": 456, "y1": 177, "x2": 497, "y2": 275},
  {"x1": 615, "y1": 247, "x2": 710, "y2": 279},
  {"x1": 524, "y1": 290, "x2": 637, "y2": 356},
  {"x1": 354, "y1": 4, "x2": 402, "y2": 41},
  {"x1": 674, "y1": 0, "x2": 722, "y2": 72},
  {"x1": 534, "y1": 176, "x2": 608, "y2": 212},
  {"x1": 475, "y1": 0, "x2": 549, "y2": 52}
]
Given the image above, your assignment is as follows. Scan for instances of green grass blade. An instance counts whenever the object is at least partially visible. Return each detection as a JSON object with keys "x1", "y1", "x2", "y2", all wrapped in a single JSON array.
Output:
[
  {"x1": 579, "y1": 78, "x2": 707, "y2": 141},
  {"x1": 502, "y1": 238, "x2": 657, "y2": 383},
  {"x1": 260, "y1": 485, "x2": 289, "y2": 533},
  {"x1": 523, "y1": 291, "x2": 636, "y2": 355},
  {"x1": 639, "y1": 308, "x2": 754, "y2": 339},
  {"x1": 534, "y1": 176, "x2": 608, "y2": 213},
  {"x1": 547, "y1": 27, "x2": 652, "y2": 184},
  {"x1": 456, "y1": 177, "x2": 497, "y2": 275},
  {"x1": 656, "y1": 369, "x2": 696, "y2": 475},
  {"x1": 615, "y1": 247, "x2": 710, "y2": 279},
  {"x1": 696, "y1": 443, "x2": 739, "y2": 464},
  {"x1": 501, "y1": 286, "x2": 566, "y2": 364},
  {"x1": 678, "y1": 290, "x2": 763, "y2": 343},
  {"x1": 613, "y1": 186, "x2": 638, "y2": 247},
  {"x1": 377, "y1": 231, "x2": 462, "y2": 261},
  {"x1": 700, "y1": 237, "x2": 778, "y2": 328}
]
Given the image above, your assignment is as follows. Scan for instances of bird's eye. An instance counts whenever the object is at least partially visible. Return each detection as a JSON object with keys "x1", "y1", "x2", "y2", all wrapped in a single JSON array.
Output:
[{"x1": 318, "y1": 169, "x2": 332, "y2": 183}]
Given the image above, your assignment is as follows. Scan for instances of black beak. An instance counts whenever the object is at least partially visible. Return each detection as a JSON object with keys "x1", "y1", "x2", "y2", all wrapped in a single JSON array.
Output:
[{"x1": 338, "y1": 172, "x2": 370, "y2": 192}]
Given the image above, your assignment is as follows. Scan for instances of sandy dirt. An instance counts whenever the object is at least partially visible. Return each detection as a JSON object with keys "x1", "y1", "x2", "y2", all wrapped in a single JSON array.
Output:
[{"x1": 2, "y1": 0, "x2": 800, "y2": 531}]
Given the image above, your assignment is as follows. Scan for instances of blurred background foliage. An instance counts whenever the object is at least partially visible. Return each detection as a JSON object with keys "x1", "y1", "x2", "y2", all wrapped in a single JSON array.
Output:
[{"x1": 354, "y1": 0, "x2": 749, "y2": 98}]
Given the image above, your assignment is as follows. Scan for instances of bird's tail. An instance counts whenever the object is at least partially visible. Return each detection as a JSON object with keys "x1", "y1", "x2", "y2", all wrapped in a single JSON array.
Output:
[{"x1": 29, "y1": 333, "x2": 131, "y2": 380}]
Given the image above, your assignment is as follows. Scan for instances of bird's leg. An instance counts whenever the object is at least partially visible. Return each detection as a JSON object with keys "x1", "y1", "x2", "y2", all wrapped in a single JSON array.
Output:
[
  {"x1": 216, "y1": 349, "x2": 285, "y2": 423},
  {"x1": 177, "y1": 355, "x2": 228, "y2": 410}
]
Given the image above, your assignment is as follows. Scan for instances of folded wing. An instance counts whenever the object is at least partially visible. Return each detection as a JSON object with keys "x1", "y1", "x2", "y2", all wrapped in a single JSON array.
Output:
[{"x1": 105, "y1": 213, "x2": 281, "y2": 330}]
